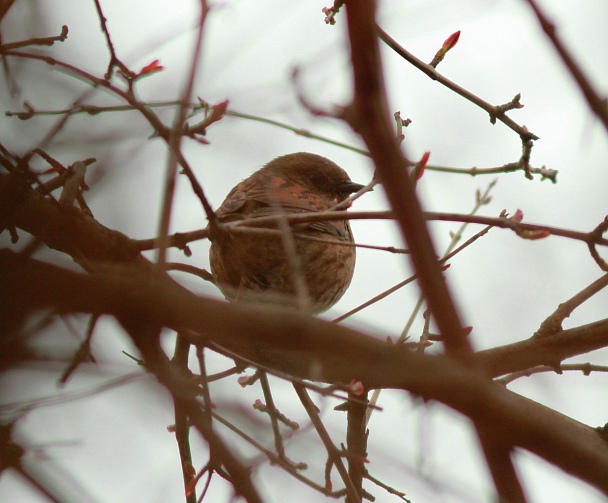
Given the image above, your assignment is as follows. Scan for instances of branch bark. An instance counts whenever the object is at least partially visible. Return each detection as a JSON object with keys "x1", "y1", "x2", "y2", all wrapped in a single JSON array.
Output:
[{"x1": 2, "y1": 250, "x2": 608, "y2": 496}]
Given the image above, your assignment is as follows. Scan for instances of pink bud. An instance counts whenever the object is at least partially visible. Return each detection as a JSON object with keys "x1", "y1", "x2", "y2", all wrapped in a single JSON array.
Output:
[
  {"x1": 430, "y1": 31, "x2": 461, "y2": 67},
  {"x1": 509, "y1": 209, "x2": 524, "y2": 223},
  {"x1": 442, "y1": 31, "x2": 461, "y2": 52},
  {"x1": 238, "y1": 375, "x2": 253, "y2": 387}
]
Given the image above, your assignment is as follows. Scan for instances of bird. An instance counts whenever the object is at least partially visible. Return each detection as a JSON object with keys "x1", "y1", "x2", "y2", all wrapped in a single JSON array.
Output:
[{"x1": 208, "y1": 152, "x2": 363, "y2": 314}]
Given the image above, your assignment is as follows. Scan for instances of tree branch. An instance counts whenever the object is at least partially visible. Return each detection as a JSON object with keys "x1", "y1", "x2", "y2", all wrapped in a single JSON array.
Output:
[{"x1": 2, "y1": 250, "x2": 608, "y2": 496}]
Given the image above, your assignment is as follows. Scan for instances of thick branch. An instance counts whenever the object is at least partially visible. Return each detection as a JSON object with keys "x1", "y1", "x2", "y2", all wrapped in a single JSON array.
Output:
[
  {"x1": 0, "y1": 172, "x2": 144, "y2": 270},
  {"x1": 478, "y1": 318, "x2": 608, "y2": 378},
  {"x1": 343, "y1": 2, "x2": 471, "y2": 360},
  {"x1": 2, "y1": 251, "x2": 608, "y2": 496}
]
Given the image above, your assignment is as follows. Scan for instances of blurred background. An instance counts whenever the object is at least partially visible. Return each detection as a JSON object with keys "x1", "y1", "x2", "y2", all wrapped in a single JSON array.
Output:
[{"x1": 1, "y1": 0, "x2": 607, "y2": 501}]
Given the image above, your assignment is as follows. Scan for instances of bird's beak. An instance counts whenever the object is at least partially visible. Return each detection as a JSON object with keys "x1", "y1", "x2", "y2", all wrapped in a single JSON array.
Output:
[{"x1": 339, "y1": 181, "x2": 367, "y2": 194}]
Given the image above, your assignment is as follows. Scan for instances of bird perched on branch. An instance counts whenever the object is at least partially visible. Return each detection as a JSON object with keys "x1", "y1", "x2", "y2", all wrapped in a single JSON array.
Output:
[{"x1": 209, "y1": 152, "x2": 363, "y2": 314}]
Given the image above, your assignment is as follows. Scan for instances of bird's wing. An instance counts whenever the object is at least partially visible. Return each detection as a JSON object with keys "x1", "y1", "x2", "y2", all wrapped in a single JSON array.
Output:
[{"x1": 216, "y1": 175, "x2": 347, "y2": 239}]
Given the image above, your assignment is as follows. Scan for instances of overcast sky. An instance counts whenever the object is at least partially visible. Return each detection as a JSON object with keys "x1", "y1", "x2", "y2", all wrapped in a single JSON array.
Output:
[{"x1": 1, "y1": 1, "x2": 608, "y2": 502}]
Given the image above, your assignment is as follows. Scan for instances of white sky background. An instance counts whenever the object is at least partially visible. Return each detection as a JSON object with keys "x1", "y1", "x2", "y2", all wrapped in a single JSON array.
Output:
[{"x1": 1, "y1": 0, "x2": 608, "y2": 502}]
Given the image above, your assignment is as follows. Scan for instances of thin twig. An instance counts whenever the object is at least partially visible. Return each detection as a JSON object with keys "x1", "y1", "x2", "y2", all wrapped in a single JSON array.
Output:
[
  {"x1": 498, "y1": 363, "x2": 608, "y2": 385},
  {"x1": 535, "y1": 273, "x2": 608, "y2": 337},
  {"x1": 209, "y1": 409, "x2": 343, "y2": 497},
  {"x1": 123, "y1": 321, "x2": 262, "y2": 503},
  {"x1": 205, "y1": 340, "x2": 372, "y2": 406},
  {"x1": 164, "y1": 262, "x2": 215, "y2": 283},
  {"x1": 92, "y1": 0, "x2": 132, "y2": 79},
  {"x1": 155, "y1": 1, "x2": 210, "y2": 268},
  {"x1": 365, "y1": 470, "x2": 411, "y2": 502},
  {"x1": 0, "y1": 25, "x2": 68, "y2": 51},
  {"x1": 365, "y1": 177, "x2": 496, "y2": 424},
  {"x1": 172, "y1": 336, "x2": 197, "y2": 503},
  {"x1": 293, "y1": 384, "x2": 361, "y2": 503},
  {"x1": 59, "y1": 313, "x2": 99, "y2": 384},
  {"x1": 258, "y1": 372, "x2": 287, "y2": 459},
  {"x1": 376, "y1": 25, "x2": 538, "y2": 142},
  {"x1": 133, "y1": 208, "x2": 608, "y2": 252},
  {"x1": 5, "y1": 100, "x2": 559, "y2": 182},
  {"x1": 2, "y1": 50, "x2": 216, "y2": 231}
]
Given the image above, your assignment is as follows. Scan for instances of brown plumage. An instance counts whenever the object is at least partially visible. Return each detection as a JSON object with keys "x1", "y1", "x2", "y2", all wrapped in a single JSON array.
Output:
[{"x1": 209, "y1": 152, "x2": 362, "y2": 314}]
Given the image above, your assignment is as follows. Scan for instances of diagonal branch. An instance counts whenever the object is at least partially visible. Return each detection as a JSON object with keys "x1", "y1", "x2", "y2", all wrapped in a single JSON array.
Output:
[
  {"x1": 3, "y1": 251, "x2": 608, "y2": 496},
  {"x1": 376, "y1": 25, "x2": 537, "y2": 142},
  {"x1": 342, "y1": 1, "x2": 472, "y2": 360}
]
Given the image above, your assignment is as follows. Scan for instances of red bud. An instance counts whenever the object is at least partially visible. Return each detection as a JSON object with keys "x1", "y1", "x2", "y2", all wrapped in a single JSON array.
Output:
[
  {"x1": 413, "y1": 151, "x2": 430, "y2": 180},
  {"x1": 209, "y1": 100, "x2": 228, "y2": 122},
  {"x1": 430, "y1": 31, "x2": 461, "y2": 67},
  {"x1": 442, "y1": 31, "x2": 461, "y2": 51},
  {"x1": 138, "y1": 59, "x2": 164, "y2": 76}
]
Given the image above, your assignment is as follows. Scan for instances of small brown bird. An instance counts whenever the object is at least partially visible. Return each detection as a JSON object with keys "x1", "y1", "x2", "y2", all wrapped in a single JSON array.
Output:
[{"x1": 209, "y1": 152, "x2": 363, "y2": 314}]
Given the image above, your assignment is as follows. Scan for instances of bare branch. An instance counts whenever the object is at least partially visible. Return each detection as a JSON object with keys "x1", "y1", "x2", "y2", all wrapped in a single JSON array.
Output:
[{"x1": 3, "y1": 251, "x2": 608, "y2": 496}]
